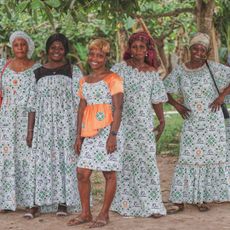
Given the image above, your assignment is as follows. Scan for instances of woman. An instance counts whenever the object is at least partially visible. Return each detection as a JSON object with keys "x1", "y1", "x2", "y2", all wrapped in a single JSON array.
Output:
[
  {"x1": 0, "y1": 31, "x2": 39, "y2": 211},
  {"x1": 110, "y1": 31, "x2": 167, "y2": 217},
  {"x1": 26, "y1": 33, "x2": 82, "y2": 218},
  {"x1": 67, "y1": 38, "x2": 124, "y2": 228},
  {"x1": 164, "y1": 32, "x2": 230, "y2": 213}
]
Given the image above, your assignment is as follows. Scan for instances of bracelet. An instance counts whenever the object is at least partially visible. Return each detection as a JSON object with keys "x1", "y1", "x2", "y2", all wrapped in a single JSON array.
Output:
[{"x1": 110, "y1": 131, "x2": 117, "y2": 136}]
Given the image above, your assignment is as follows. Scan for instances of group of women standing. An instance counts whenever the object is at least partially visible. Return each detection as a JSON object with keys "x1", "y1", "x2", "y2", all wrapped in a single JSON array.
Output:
[{"x1": 0, "y1": 30, "x2": 229, "y2": 228}]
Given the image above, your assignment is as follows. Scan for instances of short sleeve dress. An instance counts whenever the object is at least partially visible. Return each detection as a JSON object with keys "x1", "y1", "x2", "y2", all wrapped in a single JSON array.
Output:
[
  {"x1": 110, "y1": 62, "x2": 167, "y2": 217},
  {"x1": 164, "y1": 61, "x2": 230, "y2": 203},
  {"x1": 0, "y1": 59, "x2": 40, "y2": 210},
  {"x1": 77, "y1": 73, "x2": 124, "y2": 171},
  {"x1": 31, "y1": 63, "x2": 82, "y2": 212}
]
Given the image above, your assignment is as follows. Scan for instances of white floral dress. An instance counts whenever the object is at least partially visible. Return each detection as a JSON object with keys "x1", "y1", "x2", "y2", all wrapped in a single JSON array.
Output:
[
  {"x1": 164, "y1": 61, "x2": 230, "y2": 203},
  {"x1": 110, "y1": 62, "x2": 167, "y2": 217},
  {"x1": 30, "y1": 64, "x2": 82, "y2": 212},
  {"x1": 77, "y1": 73, "x2": 124, "y2": 171},
  {"x1": 222, "y1": 65, "x2": 230, "y2": 198},
  {"x1": 0, "y1": 58, "x2": 39, "y2": 210}
]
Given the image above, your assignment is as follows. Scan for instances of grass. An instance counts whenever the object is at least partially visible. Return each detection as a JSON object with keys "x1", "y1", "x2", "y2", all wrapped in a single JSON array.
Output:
[{"x1": 156, "y1": 113, "x2": 183, "y2": 155}]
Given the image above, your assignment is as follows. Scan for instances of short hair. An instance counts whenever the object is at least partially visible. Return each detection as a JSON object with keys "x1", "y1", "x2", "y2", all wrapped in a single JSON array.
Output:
[
  {"x1": 46, "y1": 33, "x2": 69, "y2": 55},
  {"x1": 88, "y1": 38, "x2": 110, "y2": 55}
]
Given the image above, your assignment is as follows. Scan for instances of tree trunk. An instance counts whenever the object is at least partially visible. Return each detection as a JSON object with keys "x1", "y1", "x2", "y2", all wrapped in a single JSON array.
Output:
[
  {"x1": 116, "y1": 23, "x2": 128, "y2": 62},
  {"x1": 196, "y1": 0, "x2": 219, "y2": 61}
]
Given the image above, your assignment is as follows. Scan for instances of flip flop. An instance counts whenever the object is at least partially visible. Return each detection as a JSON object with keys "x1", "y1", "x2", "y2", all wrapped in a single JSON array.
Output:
[
  {"x1": 56, "y1": 211, "x2": 68, "y2": 216},
  {"x1": 67, "y1": 216, "x2": 92, "y2": 226},
  {"x1": 89, "y1": 219, "x2": 109, "y2": 228},
  {"x1": 23, "y1": 211, "x2": 40, "y2": 219},
  {"x1": 196, "y1": 203, "x2": 210, "y2": 212},
  {"x1": 151, "y1": 213, "x2": 164, "y2": 218},
  {"x1": 167, "y1": 204, "x2": 184, "y2": 214}
]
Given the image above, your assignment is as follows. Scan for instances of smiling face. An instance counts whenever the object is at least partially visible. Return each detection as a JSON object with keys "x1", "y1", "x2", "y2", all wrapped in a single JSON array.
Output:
[
  {"x1": 87, "y1": 48, "x2": 107, "y2": 70},
  {"x1": 190, "y1": 44, "x2": 209, "y2": 62},
  {"x1": 47, "y1": 41, "x2": 65, "y2": 62},
  {"x1": 12, "y1": 38, "x2": 28, "y2": 59},
  {"x1": 130, "y1": 40, "x2": 147, "y2": 61}
]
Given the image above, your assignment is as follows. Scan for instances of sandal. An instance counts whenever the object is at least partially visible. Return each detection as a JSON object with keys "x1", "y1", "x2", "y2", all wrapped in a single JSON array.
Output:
[
  {"x1": 89, "y1": 218, "x2": 109, "y2": 228},
  {"x1": 196, "y1": 203, "x2": 210, "y2": 212},
  {"x1": 0, "y1": 209, "x2": 13, "y2": 213},
  {"x1": 24, "y1": 207, "x2": 40, "y2": 219},
  {"x1": 167, "y1": 204, "x2": 184, "y2": 214},
  {"x1": 151, "y1": 213, "x2": 164, "y2": 218},
  {"x1": 67, "y1": 215, "x2": 92, "y2": 226},
  {"x1": 56, "y1": 204, "x2": 68, "y2": 216}
]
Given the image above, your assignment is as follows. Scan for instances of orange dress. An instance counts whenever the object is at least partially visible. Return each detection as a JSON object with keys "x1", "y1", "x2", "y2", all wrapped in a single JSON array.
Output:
[
  {"x1": 78, "y1": 73, "x2": 123, "y2": 137},
  {"x1": 77, "y1": 73, "x2": 124, "y2": 171}
]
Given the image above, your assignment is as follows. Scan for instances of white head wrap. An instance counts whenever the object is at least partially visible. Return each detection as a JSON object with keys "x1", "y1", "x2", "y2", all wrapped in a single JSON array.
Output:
[
  {"x1": 189, "y1": 32, "x2": 210, "y2": 50},
  {"x1": 9, "y1": 31, "x2": 35, "y2": 58}
]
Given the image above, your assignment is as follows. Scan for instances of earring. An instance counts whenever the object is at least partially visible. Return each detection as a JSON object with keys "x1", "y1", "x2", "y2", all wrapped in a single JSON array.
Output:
[
  {"x1": 145, "y1": 53, "x2": 148, "y2": 56},
  {"x1": 131, "y1": 54, "x2": 133, "y2": 57}
]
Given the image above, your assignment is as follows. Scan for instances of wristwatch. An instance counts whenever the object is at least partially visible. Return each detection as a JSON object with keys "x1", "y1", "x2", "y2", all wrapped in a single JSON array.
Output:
[{"x1": 110, "y1": 131, "x2": 118, "y2": 136}]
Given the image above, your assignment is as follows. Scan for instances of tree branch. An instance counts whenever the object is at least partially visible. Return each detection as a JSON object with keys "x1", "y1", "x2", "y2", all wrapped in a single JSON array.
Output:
[{"x1": 133, "y1": 7, "x2": 195, "y2": 19}]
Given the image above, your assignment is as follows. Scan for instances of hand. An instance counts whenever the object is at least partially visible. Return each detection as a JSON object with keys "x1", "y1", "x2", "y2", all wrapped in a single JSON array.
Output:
[
  {"x1": 209, "y1": 95, "x2": 224, "y2": 112},
  {"x1": 74, "y1": 137, "x2": 83, "y2": 155},
  {"x1": 175, "y1": 103, "x2": 191, "y2": 119},
  {"x1": 153, "y1": 121, "x2": 165, "y2": 141},
  {"x1": 26, "y1": 131, "x2": 33, "y2": 147},
  {"x1": 106, "y1": 135, "x2": 117, "y2": 154}
]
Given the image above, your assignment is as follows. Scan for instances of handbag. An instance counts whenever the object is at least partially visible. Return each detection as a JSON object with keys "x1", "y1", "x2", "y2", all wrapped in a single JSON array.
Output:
[
  {"x1": 0, "y1": 59, "x2": 11, "y2": 108},
  {"x1": 205, "y1": 61, "x2": 230, "y2": 119}
]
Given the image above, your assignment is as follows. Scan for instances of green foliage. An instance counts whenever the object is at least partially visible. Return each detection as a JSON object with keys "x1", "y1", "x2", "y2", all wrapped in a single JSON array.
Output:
[{"x1": 0, "y1": 0, "x2": 229, "y2": 65}]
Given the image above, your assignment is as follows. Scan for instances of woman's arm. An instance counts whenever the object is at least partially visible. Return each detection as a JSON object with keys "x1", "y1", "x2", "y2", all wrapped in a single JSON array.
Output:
[
  {"x1": 26, "y1": 112, "x2": 35, "y2": 147},
  {"x1": 210, "y1": 84, "x2": 230, "y2": 112},
  {"x1": 106, "y1": 93, "x2": 123, "y2": 154},
  {"x1": 75, "y1": 98, "x2": 87, "y2": 155},
  {"x1": 167, "y1": 93, "x2": 191, "y2": 119},
  {"x1": 152, "y1": 103, "x2": 165, "y2": 141}
]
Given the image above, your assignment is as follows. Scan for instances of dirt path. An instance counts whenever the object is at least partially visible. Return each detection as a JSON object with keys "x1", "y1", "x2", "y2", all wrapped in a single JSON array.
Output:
[{"x1": 0, "y1": 155, "x2": 229, "y2": 230}]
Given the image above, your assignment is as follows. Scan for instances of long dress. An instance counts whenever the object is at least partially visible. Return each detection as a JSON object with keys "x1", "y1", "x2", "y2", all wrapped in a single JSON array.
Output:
[
  {"x1": 77, "y1": 73, "x2": 124, "y2": 172},
  {"x1": 30, "y1": 63, "x2": 82, "y2": 212},
  {"x1": 164, "y1": 61, "x2": 230, "y2": 204},
  {"x1": 222, "y1": 65, "x2": 230, "y2": 198},
  {"x1": 0, "y1": 58, "x2": 39, "y2": 210},
  {"x1": 110, "y1": 62, "x2": 167, "y2": 217}
]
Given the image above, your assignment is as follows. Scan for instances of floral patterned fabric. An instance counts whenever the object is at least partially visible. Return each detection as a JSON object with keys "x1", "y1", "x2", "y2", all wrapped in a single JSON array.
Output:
[
  {"x1": 30, "y1": 65, "x2": 82, "y2": 212},
  {"x1": 222, "y1": 64, "x2": 230, "y2": 198},
  {"x1": 164, "y1": 61, "x2": 230, "y2": 203},
  {"x1": 77, "y1": 73, "x2": 124, "y2": 171},
  {"x1": 110, "y1": 62, "x2": 167, "y2": 217},
  {"x1": 0, "y1": 58, "x2": 40, "y2": 210}
]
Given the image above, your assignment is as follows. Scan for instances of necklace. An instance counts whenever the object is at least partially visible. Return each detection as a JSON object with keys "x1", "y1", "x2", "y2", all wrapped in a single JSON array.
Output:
[{"x1": 130, "y1": 59, "x2": 146, "y2": 69}]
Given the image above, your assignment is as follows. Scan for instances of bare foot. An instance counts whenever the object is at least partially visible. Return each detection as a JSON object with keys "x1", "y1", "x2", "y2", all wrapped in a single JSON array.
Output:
[
  {"x1": 89, "y1": 215, "x2": 109, "y2": 228},
  {"x1": 67, "y1": 214, "x2": 92, "y2": 226}
]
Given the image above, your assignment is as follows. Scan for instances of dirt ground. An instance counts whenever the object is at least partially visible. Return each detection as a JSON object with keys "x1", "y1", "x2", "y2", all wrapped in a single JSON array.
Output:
[{"x1": 0, "y1": 155, "x2": 229, "y2": 230}]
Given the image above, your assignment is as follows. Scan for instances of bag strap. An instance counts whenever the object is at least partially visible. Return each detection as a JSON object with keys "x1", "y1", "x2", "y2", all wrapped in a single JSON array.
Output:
[{"x1": 205, "y1": 60, "x2": 220, "y2": 95}]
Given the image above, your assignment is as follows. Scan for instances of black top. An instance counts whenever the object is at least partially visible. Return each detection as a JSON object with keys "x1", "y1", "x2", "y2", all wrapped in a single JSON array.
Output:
[{"x1": 34, "y1": 63, "x2": 72, "y2": 82}]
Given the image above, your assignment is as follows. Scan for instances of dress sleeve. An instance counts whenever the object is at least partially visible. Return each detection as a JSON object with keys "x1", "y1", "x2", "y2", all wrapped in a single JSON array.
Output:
[
  {"x1": 209, "y1": 61, "x2": 230, "y2": 90},
  {"x1": 151, "y1": 72, "x2": 168, "y2": 104},
  {"x1": 106, "y1": 74, "x2": 124, "y2": 96},
  {"x1": 72, "y1": 65, "x2": 83, "y2": 107},
  {"x1": 163, "y1": 66, "x2": 182, "y2": 94}
]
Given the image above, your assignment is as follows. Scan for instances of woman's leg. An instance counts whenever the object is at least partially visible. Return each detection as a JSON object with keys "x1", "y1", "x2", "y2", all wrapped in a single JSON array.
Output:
[
  {"x1": 90, "y1": 171, "x2": 116, "y2": 228},
  {"x1": 67, "y1": 167, "x2": 92, "y2": 226}
]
